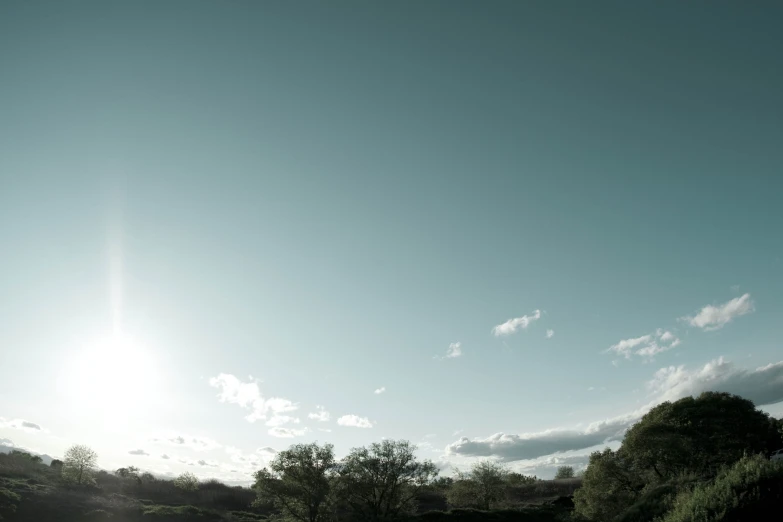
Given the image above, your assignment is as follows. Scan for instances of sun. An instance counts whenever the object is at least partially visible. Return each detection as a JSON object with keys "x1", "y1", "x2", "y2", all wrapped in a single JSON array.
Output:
[{"x1": 61, "y1": 332, "x2": 159, "y2": 431}]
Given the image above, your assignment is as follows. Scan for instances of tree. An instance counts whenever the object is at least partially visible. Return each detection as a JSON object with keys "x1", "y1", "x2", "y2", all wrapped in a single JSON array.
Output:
[
  {"x1": 506, "y1": 472, "x2": 538, "y2": 485},
  {"x1": 50, "y1": 459, "x2": 63, "y2": 471},
  {"x1": 253, "y1": 442, "x2": 337, "y2": 522},
  {"x1": 555, "y1": 466, "x2": 575, "y2": 479},
  {"x1": 115, "y1": 466, "x2": 141, "y2": 483},
  {"x1": 10, "y1": 450, "x2": 42, "y2": 465},
  {"x1": 173, "y1": 471, "x2": 199, "y2": 491},
  {"x1": 573, "y1": 448, "x2": 644, "y2": 522},
  {"x1": 575, "y1": 392, "x2": 783, "y2": 521},
  {"x1": 447, "y1": 460, "x2": 509, "y2": 510},
  {"x1": 621, "y1": 392, "x2": 782, "y2": 483},
  {"x1": 338, "y1": 439, "x2": 438, "y2": 521},
  {"x1": 62, "y1": 444, "x2": 98, "y2": 485}
]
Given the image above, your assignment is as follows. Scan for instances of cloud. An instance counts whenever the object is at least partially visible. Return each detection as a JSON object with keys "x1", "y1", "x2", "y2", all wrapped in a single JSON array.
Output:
[
  {"x1": 257, "y1": 447, "x2": 277, "y2": 456},
  {"x1": 683, "y1": 293, "x2": 754, "y2": 331},
  {"x1": 445, "y1": 342, "x2": 462, "y2": 359},
  {"x1": 268, "y1": 427, "x2": 310, "y2": 438},
  {"x1": 648, "y1": 357, "x2": 783, "y2": 405},
  {"x1": 150, "y1": 435, "x2": 221, "y2": 452},
  {"x1": 197, "y1": 460, "x2": 219, "y2": 467},
  {"x1": 445, "y1": 408, "x2": 641, "y2": 462},
  {"x1": 0, "y1": 438, "x2": 14, "y2": 447},
  {"x1": 129, "y1": 449, "x2": 149, "y2": 456},
  {"x1": 318, "y1": 428, "x2": 332, "y2": 433},
  {"x1": 606, "y1": 329, "x2": 681, "y2": 361},
  {"x1": 492, "y1": 310, "x2": 541, "y2": 336},
  {"x1": 161, "y1": 454, "x2": 170, "y2": 460},
  {"x1": 307, "y1": 406, "x2": 330, "y2": 422},
  {"x1": 446, "y1": 356, "x2": 783, "y2": 463},
  {"x1": 546, "y1": 329, "x2": 554, "y2": 339},
  {"x1": 337, "y1": 415, "x2": 373, "y2": 428},
  {"x1": 209, "y1": 373, "x2": 298, "y2": 423},
  {"x1": 374, "y1": 387, "x2": 386, "y2": 395},
  {"x1": 0, "y1": 418, "x2": 42, "y2": 432}
]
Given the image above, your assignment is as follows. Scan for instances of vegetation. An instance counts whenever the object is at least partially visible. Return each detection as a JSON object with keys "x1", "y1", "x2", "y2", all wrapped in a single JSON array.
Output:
[
  {"x1": 337, "y1": 439, "x2": 439, "y2": 520},
  {"x1": 62, "y1": 444, "x2": 98, "y2": 485},
  {"x1": 173, "y1": 471, "x2": 200, "y2": 491},
  {"x1": 448, "y1": 460, "x2": 510, "y2": 510},
  {"x1": 553, "y1": 467, "x2": 574, "y2": 480},
  {"x1": 253, "y1": 442, "x2": 337, "y2": 522},
  {"x1": 574, "y1": 392, "x2": 783, "y2": 522},
  {"x1": 1, "y1": 392, "x2": 780, "y2": 522}
]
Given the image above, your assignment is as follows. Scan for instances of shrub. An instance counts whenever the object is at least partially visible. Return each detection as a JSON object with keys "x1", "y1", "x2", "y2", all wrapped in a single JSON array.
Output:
[{"x1": 661, "y1": 455, "x2": 783, "y2": 522}]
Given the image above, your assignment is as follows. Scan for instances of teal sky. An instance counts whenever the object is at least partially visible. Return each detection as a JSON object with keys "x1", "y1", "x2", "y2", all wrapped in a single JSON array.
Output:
[{"x1": 1, "y1": 1, "x2": 782, "y2": 481}]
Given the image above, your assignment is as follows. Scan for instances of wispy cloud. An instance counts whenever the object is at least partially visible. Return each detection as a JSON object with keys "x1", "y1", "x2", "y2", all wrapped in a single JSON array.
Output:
[
  {"x1": 492, "y1": 310, "x2": 541, "y2": 336},
  {"x1": 682, "y1": 293, "x2": 754, "y2": 331},
  {"x1": 161, "y1": 454, "x2": 170, "y2": 460},
  {"x1": 337, "y1": 415, "x2": 373, "y2": 428},
  {"x1": 374, "y1": 387, "x2": 386, "y2": 395},
  {"x1": 445, "y1": 342, "x2": 462, "y2": 358},
  {"x1": 268, "y1": 426, "x2": 310, "y2": 438},
  {"x1": 0, "y1": 418, "x2": 42, "y2": 432},
  {"x1": 197, "y1": 459, "x2": 219, "y2": 467},
  {"x1": 446, "y1": 356, "x2": 783, "y2": 463},
  {"x1": 209, "y1": 373, "x2": 298, "y2": 423},
  {"x1": 128, "y1": 449, "x2": 149, "y2": 456},
  {"x1": 307, "y1": 405, "x2": 330, "y2": 422},
  {"x1": 150, "y1": 434, "x2": 221, "y2": 452},
  {"x1": 546, "y1": 329, "x2": 554, "y2": 339},
  {"x1": 606, "y1": 329, "x2": 681, "y2": 361}
]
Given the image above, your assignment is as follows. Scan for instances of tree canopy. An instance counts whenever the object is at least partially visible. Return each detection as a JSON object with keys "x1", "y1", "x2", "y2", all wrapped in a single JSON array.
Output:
[
  {"x1": 337, "y1": 439, "x2": 438, "y2": 521},
  {"x1": 254, "y1": 442, "x2": 337, "y2": 522},
  {"x1": 61, "y1": 444, "x2": 98, "y2": 486}
]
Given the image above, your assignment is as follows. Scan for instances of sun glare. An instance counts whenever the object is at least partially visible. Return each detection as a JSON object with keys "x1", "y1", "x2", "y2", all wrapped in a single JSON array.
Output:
[{"x1": 62, "y1": 333, "x2": 159, "y2": 432}]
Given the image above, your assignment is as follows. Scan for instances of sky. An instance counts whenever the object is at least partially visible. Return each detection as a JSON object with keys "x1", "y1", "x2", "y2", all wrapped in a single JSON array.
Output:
[{"x1": 1, "y1": 1, "x2": 782, "y2": 483}]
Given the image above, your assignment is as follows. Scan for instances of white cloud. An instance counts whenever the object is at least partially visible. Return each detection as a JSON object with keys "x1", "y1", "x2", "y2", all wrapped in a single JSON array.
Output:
[
  {"x1": 337, "y1": 415, "x2": 373, "y2": 428},
  {"x1": 546, "y1": 329, "x2": 554, "y2": 339},
  {"x1": 0, "y1": 418, "x2": 42, "y2": 432},
  {"x1": 307, "y1": 406, "x2": 330, "y2": 422},
  {"x1": 268, "y1": 426, "x2": 309, "y2": 438},
  {"x1": 446, "y1": 342, "x2": 462, "y2": 358},
  {"x1": 648, "y1": 357, "x2": 783, "y2": 405},
  {"x1": 683, "y1": 293, "x2": 754, "y2": 331},
  {"x1": 492, "y1": 310, "x2": 541, "y2": 336},
  {"x1": 606, "y1": 329, "x2": 681, "y2": 361},
  {"x1": 225, "y1": 446, "x2": 260, "y2": 467},
  {"x1": 257, "y1": 447, "x2": 277, "y2": 457},
  {"x1": 318, "y1": 428, "x2": 333, "y2": 433},
  {"x1": 374, "y1": 387, "x2": 386, "y2": 395},
  {"x1": 128, "y1": 449, "x2": 149, "y2": 456},
  {"x1": 197, "y1": 459, "x2": 219, "y2": 467},
  {"x1": 209, "y1": 373, "x2": 298, "y2": 423},
  {"x1": 150, "y1": 434, "x2": 222, "y2": 452},
  {"x1": 161, "y1": 454, "x2": 170, "y2": 460},
  {"x1": 446, "y1": 356, "x2": 783, "y2": 463}
]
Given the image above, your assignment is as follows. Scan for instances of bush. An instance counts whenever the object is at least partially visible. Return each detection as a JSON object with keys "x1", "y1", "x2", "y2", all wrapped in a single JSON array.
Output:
[
  {"x1": 141, "y1": 504, "x2": 223, "y2": 520},
  {"x1": 0, "y1": 487, "x2": 21, "y2": 520},
  {"x1": 661, "y1": 455, "x2": 783, "y2": 522}
]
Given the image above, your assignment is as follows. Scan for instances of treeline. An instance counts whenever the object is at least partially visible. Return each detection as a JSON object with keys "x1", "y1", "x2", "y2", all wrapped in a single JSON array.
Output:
[{"x1": 2, "y1": 391, "x2": 782, "y2": 521}]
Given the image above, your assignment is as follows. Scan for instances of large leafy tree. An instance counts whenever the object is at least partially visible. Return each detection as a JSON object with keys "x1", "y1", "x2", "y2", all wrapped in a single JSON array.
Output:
[
  {"x1": 338, "y1": 439, "x2": 438, "y2": 521},
  {"x1": 574, "y1": 448, "x2": 644, "y2": 522},
  {"x1": 447, "y1": 460, "x2": 509, "y2": 510},
  {"x1": 254, "y1": 442, "x2": 337, "y2": 522},
  {"x1": 575, "y1": 392, "x2": 783, "y2": 521},
  {"x1": 62, "y1": 444, "x2": 98, "y2": 485},
  {"x1": 622, "y1": 392, "x2": 782, "y2": 482}
]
